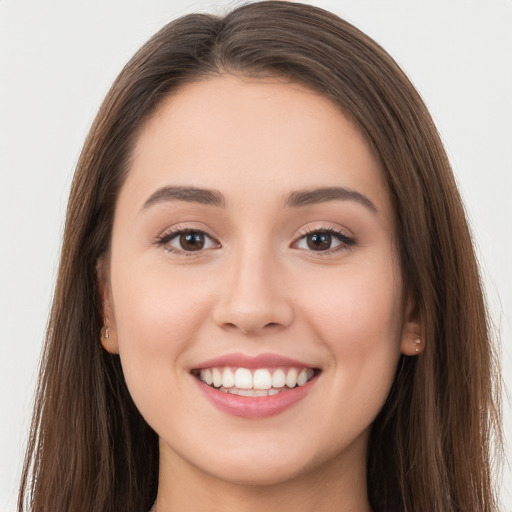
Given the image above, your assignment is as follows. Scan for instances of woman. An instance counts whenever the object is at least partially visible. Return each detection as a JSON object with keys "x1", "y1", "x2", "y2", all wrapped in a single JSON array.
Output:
[{"x1": 17, "y1": 2, "x2": 502, "y2": 511}]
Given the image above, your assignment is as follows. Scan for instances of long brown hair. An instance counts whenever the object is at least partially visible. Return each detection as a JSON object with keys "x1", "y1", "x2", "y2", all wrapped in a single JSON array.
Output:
[{"x1": 18, "y1": 2, "x2": 502, "y2": 511}]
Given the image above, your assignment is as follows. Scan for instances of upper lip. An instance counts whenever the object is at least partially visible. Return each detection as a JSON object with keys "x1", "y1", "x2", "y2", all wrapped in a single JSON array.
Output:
[{"x1": 192, "y1": 352, "x2": 319, "y2": 370}]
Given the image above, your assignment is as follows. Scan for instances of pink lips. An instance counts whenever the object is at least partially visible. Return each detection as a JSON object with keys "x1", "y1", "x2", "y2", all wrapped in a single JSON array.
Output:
[
  {"x1": 194, "y1": 352, "x2": 314, "y2": 370},
  {"x1": 191, "y1": 352, "x2": 319, "y2": 419}
]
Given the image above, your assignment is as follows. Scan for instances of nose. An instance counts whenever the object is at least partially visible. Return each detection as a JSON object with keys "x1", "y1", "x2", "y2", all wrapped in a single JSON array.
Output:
[{"x1": 212, "y1": 248, "x2": 294, "y2": 336}]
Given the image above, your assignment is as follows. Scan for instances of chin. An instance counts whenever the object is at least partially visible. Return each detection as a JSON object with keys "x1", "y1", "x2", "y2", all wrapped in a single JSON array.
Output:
[{"x1": 200, "y1": 455, "x2": 316, "y2": 487}]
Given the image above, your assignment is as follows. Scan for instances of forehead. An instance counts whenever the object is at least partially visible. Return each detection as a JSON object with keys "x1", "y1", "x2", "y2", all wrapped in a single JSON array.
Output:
[{"x1": 122, "y1": 74, "x2": 391, "y2": 217}]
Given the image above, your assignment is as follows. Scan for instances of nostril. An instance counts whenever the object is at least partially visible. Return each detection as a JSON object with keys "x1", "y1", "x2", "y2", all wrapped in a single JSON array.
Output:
[
  {"x1": 222, "y1": 322, "x2": 253, "y2": 335},
  {"x1": 220, "y1": 321, "x2": 283, "y2": 336}
]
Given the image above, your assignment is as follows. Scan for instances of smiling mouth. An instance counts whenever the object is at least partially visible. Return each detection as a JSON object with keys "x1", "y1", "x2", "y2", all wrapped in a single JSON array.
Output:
[{"x1": 191, "y1": 366, "x2": 320, "y2": 397}]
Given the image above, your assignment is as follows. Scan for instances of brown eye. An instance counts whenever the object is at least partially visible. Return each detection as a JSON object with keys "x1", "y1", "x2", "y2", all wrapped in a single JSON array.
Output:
[
  {"x1": 157, "y1": 229, "x2": 218, "y2": 254},
  {"x1": 307, "y1": 232, "x2": 332, "y2": 251},
  {"x1": 294, "y1": 228, "x2": 355, "y2": 253},
  {"x1": 179, "y1": 232, "x2": 205, "y2": 251}
]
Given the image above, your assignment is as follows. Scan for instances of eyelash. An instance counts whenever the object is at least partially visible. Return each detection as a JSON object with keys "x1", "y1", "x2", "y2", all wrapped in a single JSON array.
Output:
[
  {"x1": 292, "y1": 226, "x2": 356, "y2": 256},
  {"x1": 155, "y1": 226, "x2": 219, "y2": 256},
  {"x1": 155, "y1": 225, "x2": 355, "y2": 256}
]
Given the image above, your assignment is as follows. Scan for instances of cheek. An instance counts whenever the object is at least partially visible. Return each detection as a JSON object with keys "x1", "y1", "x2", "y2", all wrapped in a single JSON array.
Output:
[
  {"x1": 296, "y1": 257, "x2": 403, "y2": 404},
  {"x1": 110, "y1": 263, "x2": 215, "y2": 386},
  {"x1": 293, "y1": 268, "x2": 403, "y2": 450},
  {"x1": 300, "y1": 264, "x2": 403, "y2": 347}
]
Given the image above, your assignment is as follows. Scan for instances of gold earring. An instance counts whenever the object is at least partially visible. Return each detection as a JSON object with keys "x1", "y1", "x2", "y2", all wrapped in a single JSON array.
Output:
[{"x1": 103, "y1": 326, "x2": 110, "y2": 340}]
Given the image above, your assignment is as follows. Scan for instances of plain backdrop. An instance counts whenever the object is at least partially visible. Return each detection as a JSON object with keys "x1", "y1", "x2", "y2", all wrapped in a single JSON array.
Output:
[{"x1": 1, "y1": 1, "x2": 511, "y2": 510}]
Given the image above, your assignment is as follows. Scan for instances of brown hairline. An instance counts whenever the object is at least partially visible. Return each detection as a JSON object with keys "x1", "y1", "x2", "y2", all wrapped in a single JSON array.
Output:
[{"x1": 18, "y1": 2, "x2": 502, "y2": 512}]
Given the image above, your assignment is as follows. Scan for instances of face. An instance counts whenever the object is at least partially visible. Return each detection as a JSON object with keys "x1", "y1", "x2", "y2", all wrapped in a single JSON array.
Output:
[{"x1": 101, "y1": 75, "x2": 420, "y2": 487}]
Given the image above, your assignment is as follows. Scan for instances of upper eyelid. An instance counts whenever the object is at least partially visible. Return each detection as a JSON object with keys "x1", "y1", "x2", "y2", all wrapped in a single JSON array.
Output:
[
  {"x1": 156, "y1": 224, "x2": 218, "y2": 241},
  {"x1": 293, "y1": 224, "x2": 353, "y2": 240}
]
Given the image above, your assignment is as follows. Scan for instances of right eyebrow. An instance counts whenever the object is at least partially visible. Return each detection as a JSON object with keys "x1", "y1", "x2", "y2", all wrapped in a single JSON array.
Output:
[
  {"x1": 285, "y1": 186, "x2": 377, "y2": 213},
  {"x1": 141, "y1": 186, "x2": 226, "y2": 211}
]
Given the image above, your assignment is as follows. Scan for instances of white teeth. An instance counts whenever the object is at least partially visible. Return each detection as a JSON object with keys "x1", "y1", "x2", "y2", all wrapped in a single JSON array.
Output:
[
  {"x1": 234, "y1": 368, "x2": 253, "y2": 389},
  {"x1": 285, "y1": 368, "x2": 298, "y2": 388},
  {"x1": 198, "y1": 366, "x2": 317, "y2": 392},
  {"x1": 253, "y1": 369, "x2": 272, "y2": 390},
  {"x1": 212, "y1": 368, "x2": 222, "y2": 388},
  {"x1": 203, "y1": 368, "x2": 213, "y2": 386},
  {"x1": 222, "y1": 368, "x2": 235, "y2": 388},
  {"x1": 272, "y1": 369, "x2": 286, "y2": 388},
  {"x1": 297, "y1": 368, "x2": 309, "y2": 386}
]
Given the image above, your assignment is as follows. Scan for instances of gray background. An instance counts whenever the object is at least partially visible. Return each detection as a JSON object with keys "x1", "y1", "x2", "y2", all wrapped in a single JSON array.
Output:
[{"x1": 1, "y1": 1, "x2": 511, "y2": 510}]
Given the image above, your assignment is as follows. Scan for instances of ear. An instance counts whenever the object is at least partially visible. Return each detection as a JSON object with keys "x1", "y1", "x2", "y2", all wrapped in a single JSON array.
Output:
[
  {"x1": 96, "y1": 258, "x2": 119, "y2": 354},
  {"x1": 400, "y1": 296, "x2": 424, "y2": 356}
]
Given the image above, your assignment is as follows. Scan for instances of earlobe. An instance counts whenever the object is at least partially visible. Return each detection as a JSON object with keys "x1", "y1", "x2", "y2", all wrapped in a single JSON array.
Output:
[
  {"x1": 400, "y1": 296, "x2": 423, "y2": 356},
  {"x1": 400, "y1": 333, "x2": 424, "y2": 356},
  {"x1": 100, "y1": 319, "x2": 119, "y2": 354},
  {"x1": 96, "y1": 258, "x2": 119, "y2": 354}
]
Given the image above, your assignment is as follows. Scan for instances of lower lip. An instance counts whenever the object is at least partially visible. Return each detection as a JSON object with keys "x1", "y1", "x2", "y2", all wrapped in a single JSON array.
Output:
[{"x1": 194, "y1": 375, "x2": 318, "y2": 419}]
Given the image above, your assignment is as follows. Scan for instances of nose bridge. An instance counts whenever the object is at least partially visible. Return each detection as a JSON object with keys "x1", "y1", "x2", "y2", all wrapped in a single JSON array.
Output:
[
  {"x1": 213, "y1": 237, "x2": 293, "y2": 335},
  {"x1": 233, "y1": 244, "x2": 276, "y2": 302}
]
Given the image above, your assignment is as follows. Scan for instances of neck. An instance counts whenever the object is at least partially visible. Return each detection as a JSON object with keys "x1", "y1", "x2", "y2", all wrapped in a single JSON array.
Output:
[{"x1": 153, "y1": 437, "x2": 372, "y2": 512}]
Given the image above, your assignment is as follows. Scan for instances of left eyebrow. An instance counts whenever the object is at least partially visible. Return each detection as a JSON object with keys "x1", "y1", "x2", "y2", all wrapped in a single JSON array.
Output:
[
  {"x1": 284, "y1": 186, "x2": 377, "y2": 213},
  {"x1": 141, "y1": 186, "x2": 226, "y2": 211}
]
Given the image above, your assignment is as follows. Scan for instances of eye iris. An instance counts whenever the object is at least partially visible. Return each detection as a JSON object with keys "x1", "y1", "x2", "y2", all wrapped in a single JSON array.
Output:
[
  {"x1": 179, "y1": 232, "x2": 204, "y2": 251},
  {"x1": 307, "y1": 232, "x2": 331, "y2": 250}
]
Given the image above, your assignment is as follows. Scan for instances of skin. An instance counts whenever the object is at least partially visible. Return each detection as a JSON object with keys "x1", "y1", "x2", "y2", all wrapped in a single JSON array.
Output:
[{"x1": 100, "y1": 75, "x2": 421, "y2": 512}]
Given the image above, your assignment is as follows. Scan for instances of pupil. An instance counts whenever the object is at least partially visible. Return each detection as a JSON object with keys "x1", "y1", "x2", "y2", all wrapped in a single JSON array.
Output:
[
  {"x1": 180, "y1": 232, "x2": 204, "y2": 251},
  {"x1": 307, "y1": 232, "x2": 331, "y2": 250}
]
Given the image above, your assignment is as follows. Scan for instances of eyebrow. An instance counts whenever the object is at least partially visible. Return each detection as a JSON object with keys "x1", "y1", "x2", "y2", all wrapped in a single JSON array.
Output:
[
  {"x1": 141, "y1": 185, "x2": 377, "y2": 213},
  {"x1": 285, "y1": 187, "x2": 377, "y2": 213},
  {"x1": 142, "y1": 186, "x2": 226, "y2": 210}
]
